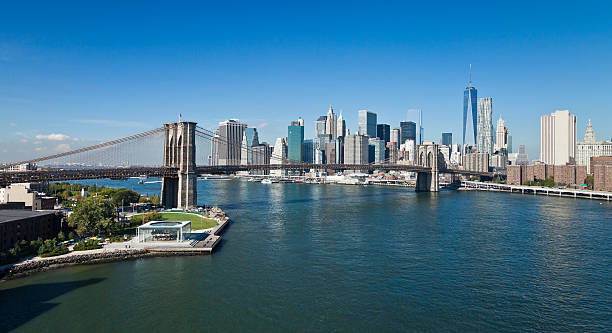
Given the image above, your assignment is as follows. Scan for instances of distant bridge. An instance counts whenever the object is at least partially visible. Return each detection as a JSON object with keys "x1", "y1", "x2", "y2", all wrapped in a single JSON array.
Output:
[{"x1": 1, "y1": 121, "x2": 500, "y2": 209}]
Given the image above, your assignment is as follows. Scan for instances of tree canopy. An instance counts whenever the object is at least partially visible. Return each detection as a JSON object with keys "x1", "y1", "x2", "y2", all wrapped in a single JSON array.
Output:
[{"x1": 67, "y1": 196, "x2": 116, "y2": 236}]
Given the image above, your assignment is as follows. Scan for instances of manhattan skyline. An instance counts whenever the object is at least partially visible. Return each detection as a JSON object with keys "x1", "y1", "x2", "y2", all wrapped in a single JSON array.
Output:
[{"x1": 2, "y1": 1, "x2": 612, "y2": 162}]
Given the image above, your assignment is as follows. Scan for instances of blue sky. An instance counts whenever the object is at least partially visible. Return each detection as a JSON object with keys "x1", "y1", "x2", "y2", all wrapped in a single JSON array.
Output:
[{"x1": 2, "y1": 1, "x2": 612, "y2": 162}]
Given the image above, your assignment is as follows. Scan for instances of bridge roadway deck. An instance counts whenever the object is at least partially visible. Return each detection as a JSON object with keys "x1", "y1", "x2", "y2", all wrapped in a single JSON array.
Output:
[
  {"x1": 0, "y1": 164, "x2": 498, "y2": 185},
  {"x1": 0, "y1": 167, "x2": 177, "y2": 185}
]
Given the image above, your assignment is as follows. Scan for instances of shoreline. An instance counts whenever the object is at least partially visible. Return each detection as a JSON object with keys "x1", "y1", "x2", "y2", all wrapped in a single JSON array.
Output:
[{"x1": 0, "y1": 210, "x2": 231, "y2": 281}]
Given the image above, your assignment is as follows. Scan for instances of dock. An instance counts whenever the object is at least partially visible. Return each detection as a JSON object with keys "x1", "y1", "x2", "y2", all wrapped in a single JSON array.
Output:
[{"x1": 461, "y1": 180, "x2": 612, "y2": 201}]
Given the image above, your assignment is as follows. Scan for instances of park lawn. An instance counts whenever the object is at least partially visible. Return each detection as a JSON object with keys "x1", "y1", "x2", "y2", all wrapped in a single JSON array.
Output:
[{"x1": 158, "y1": 212, "x2": 217, "y2": 230}]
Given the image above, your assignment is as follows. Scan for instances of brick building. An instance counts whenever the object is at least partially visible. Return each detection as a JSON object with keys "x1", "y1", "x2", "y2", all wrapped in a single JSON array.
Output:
[
  {"x1": 592, "y1": 156, "x2": 612, "y2": 192},
  {"x1": 0, "y1": 210, "x2": 62, "y2": 252},
  {"x1": 507, "y1": 164, "x2": 587, "y2": 186},
  {"x1": 507, "y1": 165, "x2": 522, "y2": 185}
]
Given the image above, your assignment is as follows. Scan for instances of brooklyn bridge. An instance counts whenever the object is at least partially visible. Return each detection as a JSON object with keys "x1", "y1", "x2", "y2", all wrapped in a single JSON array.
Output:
[{"x1": 0, "y1": 121, "x2": 498, "y2": 209}]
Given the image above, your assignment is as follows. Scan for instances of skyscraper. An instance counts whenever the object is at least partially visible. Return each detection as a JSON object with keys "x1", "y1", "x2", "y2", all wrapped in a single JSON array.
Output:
[
  {"x1": 251, "y1": 143, "x2": 271, "y2": 175},
  {"x1": 418, "y1": 109, "x2": 424, "y2": 145},
  {"x1": 494, "y1": 116, "x2": 507, "y2": 153},
  {"x1": 576, "y1": 119, "x2": 612, "y2": 173},
  {"x1": 400, "y1": 121, "x2": 416, "y2": 145},
  {"x1": 304, "y1": 139, "x2": 314, "y2": 163},
  {"x1": 344, "y1": 134, "x2": 369, "y2": 165},
  {"x1": 476, "y1": 97, "x2": 493, "y2": 154},
  {"x1": 209, "y1": 129, "x2": 220, "y2": 166},
  {"x1": 441, "y1": 133, "x2": 452, "y2": 146},
  {"x1": 288, "y1": 118, "x2": 304, "y2": 163},
  {"x1": 358, "y1": 110, "x2": 377, "y2": 137},
  {"x1": 369, "y1": 138, "x2": 386, "y2": 164},
  {"x1": 517, "y1": 144, "x2": 529, "y2": 164},
  {"x1": 463, "y1": 66, "x2": 478, "y2": 149},
  {"x1": 507, "y1": 135, "x2": 513, "y2": 154},
  {"x1": 240, "y1": 127, "x2": 259, "y2": 165},
  {"x1": 314, "y1": 116, "x2": 327, "y2": 138},
  {"x1": 376, "y1": 124, "x2": 390, "y2": 143},
  {"x1": 218, "y1": 119, "x2": 247, "y2": 166},
  {"x1": 540, "y1": 110, "x2": 576, "y2": 165},
  {"x1": 337, "y1": 112, "x2": 347, "y2": 138},
  {"x1": 325, "y1": 106, "x2": 337, "y2": 138},
  {"x1": 390, "y1": 127, "x2": 401, "y2": 146},
  {"x1": 270, "y1": 137, "x2": 287, "y2": 176}
]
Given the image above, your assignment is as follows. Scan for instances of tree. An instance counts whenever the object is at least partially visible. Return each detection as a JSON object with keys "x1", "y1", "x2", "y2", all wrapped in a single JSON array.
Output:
[
  {"x1": 108, "y1": 188, "x2": 140, "y2": 207},
  {"x1": 67, "y1": 196, "x2": 116, "y2": 236},
  {"x1": 585, "y1": 175, "x2": 594, "y2": 188},
  {"x1": 143, "y1": 210, "x2": 162, "y2": 223}
]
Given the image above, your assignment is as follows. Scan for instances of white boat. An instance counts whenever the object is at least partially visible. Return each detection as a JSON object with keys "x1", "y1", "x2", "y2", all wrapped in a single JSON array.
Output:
[{"x1": 261, "y1": 179, "x2": 273, "y2": 184}]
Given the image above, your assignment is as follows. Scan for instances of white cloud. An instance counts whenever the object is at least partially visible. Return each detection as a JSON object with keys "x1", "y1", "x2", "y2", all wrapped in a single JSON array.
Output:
[
  {"x1": 9, "y1": 122, "x2": 16, "y2": 127},
  {"x1": 33, "y1": 141, "x2": 42, "y2": 145},
  {"x1": 19, "y1": 138, "x2": 28, "y2": 143},
  {"x1": 35, "y1": 147, "x2": 42, "y2": 151},
  {"x1": 36, "y1": 133, "x2": 71, "y2": 141},
  {"x1": 255, "y1": 122, "x2": 269, "y2": 129},
  {"x1": 55, "y1": 143, "x2": 71, "y2": 151}
]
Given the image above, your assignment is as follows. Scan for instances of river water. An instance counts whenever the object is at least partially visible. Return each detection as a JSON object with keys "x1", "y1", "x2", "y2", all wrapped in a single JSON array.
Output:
[{"x1": 1, "y1": 179, "x2": 611, "y2": 332}]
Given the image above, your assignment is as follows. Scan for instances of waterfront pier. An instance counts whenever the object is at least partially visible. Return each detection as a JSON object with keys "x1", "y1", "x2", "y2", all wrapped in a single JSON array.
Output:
[{"x1": 461, "y1": 180, "x2": 612, "y2": 201}]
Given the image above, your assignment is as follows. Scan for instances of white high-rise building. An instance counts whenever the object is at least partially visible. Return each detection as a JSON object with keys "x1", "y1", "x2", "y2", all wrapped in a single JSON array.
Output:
[
  {"x1": 476, "y1": 97, "x2": 493, "y2": 155},
  {"x1": 218, "y1": 119, "x2": 247, "y2": 166},
  {"x1": 400, "y1": 139, "x2": 416, "y2": 164},
  {"x1": 494, "y1": 115, "x2": 507, "y2": 152},
  {"x1": 271, "y1": 137, "x2": 288, "y2": 176},
  {"x1": 209, "y1": 129, "x2": 220, "y2": 166},
  {"x1": 540, "y1": 110, "x2": 576, "y2": 165},
  {"x1": 336, "y1": 112, "x2": 347, "y2": 138},
  {"x1": 576, "y1": 119, "x2": 612, "y2": 173},
  {"x1": 390, "y1": 127, "x2": 400, "y2": 146},
  {"x1": 325, "y1": 106, "x2": 337, "y2": 139}
]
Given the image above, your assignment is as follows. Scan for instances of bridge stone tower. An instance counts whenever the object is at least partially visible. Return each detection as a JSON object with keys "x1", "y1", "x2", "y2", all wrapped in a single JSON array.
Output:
[
  {"x1": 161, "y1": 122, "x2": 197, "y2": 209},
  {"x1": 415, "y1": 143, "x2": 440, "y2": 192}
]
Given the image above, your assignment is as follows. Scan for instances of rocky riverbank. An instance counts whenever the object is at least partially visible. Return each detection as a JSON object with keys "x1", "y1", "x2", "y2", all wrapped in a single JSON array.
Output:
[
  {"x1": 1, "y1": 208, "x2": 231, "y2": 281},
  {"x1": 0, "y1": 248, "x2": 205, "y2": 280}
]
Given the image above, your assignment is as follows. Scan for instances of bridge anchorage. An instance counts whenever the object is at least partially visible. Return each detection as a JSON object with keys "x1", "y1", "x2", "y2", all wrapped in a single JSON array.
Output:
[{"x1": 161, "y1": 122, "x2": 198, "y2": 210}]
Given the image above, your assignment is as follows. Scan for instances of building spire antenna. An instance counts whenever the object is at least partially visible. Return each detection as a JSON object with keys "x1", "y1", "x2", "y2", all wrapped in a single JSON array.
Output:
[{"x1": 469, "y1": 64, "x2": 472, "y2": 88}]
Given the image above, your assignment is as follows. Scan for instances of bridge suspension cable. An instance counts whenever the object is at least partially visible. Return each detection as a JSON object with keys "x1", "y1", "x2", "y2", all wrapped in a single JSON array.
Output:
[{"x1": 1, "y1": 128, "x2": 165, "y2": 169}]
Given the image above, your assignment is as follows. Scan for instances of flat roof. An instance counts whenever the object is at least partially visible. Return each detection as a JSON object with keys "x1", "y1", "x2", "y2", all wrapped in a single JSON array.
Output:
[
  {"x1": 0, "y1": 210, "x2": 57, "y2": 224},
  {"x1": 137, "y1": 220, "x2": 191, "y2": 229}
]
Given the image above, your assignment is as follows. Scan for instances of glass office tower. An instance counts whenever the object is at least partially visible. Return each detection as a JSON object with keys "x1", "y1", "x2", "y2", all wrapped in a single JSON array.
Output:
[
  {"x1": 463, "y1": 86, "x2": 478, "y2": 149},
  {"x1": 288, "y1": 119, "x2": 304, "y2": 163},
  {"x1": 358, "y1": 110, "x2": 377, "y2": 137},
  {"x1": 400, "y1": 121, "x2": 416, "y2": 145},
  {"x1": 442, "y1": 132, "x2": 452, "y2": 146},
  {"x1": 376, "y1": 124, "x2": 390, "y2": 143}
]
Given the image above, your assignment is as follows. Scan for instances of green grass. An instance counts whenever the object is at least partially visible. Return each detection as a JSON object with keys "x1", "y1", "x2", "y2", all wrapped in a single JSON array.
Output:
[{"x1": 158, "y1": 212, "x2": 217, "y2": 230}]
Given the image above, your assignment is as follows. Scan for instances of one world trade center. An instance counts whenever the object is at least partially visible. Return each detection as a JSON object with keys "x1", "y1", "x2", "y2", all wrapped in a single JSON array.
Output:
[{"x1": 463, "y1": 65, "x2": 478, "y2": 152}]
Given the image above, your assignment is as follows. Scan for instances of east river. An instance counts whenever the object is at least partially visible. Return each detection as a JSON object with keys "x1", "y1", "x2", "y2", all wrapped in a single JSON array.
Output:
[{"x1": 1, "y1": 179, "x2": 611, "y2": 332}]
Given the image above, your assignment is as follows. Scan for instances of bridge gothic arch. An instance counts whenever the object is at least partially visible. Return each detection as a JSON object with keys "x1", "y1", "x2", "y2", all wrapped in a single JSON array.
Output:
[
  {"x1": 162, "y1": 122, "x2": 197, "y2": 209},
  {"x1": 177, "y1": 135, "x2": 183, "y2": 167}
]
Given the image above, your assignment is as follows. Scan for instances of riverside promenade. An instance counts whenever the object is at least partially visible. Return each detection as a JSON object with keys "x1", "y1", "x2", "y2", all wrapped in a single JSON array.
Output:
[
  {"x1": 0, "y1": 209, "x2": 231, "y2": 280},
  {"x1": 461, "y1": 180, "x2": 612, "y2": 201}
]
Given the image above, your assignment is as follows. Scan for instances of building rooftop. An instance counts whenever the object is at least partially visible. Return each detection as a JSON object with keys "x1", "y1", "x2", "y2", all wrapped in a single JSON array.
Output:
[{"x1": 0, "y1": 210, "x2": 57, "y2": 224}]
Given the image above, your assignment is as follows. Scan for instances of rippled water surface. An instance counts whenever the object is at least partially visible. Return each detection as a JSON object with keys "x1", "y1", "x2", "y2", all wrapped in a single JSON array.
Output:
[{"x1": 1, "y1": 179, "x2": 611, "y2": 332}]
